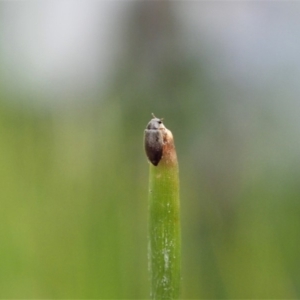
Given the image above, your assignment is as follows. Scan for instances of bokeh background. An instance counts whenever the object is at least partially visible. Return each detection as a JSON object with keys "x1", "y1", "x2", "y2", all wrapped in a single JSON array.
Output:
[{"x1": 1, "y1": 1, "x2": 300, "y2": 298}]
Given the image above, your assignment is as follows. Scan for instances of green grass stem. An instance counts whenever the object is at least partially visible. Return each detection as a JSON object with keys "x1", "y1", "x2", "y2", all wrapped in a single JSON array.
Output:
[{"x1": 146, "y1": 118, "x2": 181, "y2": 299}]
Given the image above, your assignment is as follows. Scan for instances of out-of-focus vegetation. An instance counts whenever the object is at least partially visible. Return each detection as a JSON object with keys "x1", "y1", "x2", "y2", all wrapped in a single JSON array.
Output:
[{"x1": 1, "y1": 1, "x2": 300, "y2": 298}]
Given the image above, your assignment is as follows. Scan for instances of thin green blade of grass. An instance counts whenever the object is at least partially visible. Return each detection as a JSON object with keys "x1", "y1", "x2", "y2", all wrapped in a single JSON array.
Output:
[{"x1": 145, "y1": 115, "x2": 181, "y2": 299}]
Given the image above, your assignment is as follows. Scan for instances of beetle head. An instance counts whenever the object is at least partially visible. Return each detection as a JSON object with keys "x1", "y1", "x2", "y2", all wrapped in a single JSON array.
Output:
[{"x1": 146, "y1": 114, "x2": 165, "y2": 130}]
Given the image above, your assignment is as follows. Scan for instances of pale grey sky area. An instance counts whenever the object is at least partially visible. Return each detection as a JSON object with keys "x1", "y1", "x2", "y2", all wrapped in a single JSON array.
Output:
[
  {"x1": 1, "y1": 1, "x2": 300, "y2": 117},
  {"x1": 0, "y1": 1, "x2": 128, "y2": 107}
]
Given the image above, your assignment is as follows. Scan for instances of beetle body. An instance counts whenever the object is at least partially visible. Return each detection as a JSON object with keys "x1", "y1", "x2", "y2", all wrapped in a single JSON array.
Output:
[{"x1": 144, "y1": 115, "x2": 165, "y2": 166}]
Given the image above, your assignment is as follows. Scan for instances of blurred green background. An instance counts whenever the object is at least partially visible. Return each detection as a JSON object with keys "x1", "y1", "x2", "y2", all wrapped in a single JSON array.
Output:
[{"x1": 1, "y1": 1, "x2": 300, "y2": 298}]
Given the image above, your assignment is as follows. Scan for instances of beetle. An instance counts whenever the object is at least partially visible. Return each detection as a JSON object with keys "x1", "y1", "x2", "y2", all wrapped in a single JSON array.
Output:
[{"x1": 144, "y1": 113, "x2": 166, "y2": 166}]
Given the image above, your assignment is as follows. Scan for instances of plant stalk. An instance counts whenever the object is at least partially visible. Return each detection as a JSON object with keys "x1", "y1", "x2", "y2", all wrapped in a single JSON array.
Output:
[{"x1": 146, "y1": 117, "x2": 181, "y2": 299}]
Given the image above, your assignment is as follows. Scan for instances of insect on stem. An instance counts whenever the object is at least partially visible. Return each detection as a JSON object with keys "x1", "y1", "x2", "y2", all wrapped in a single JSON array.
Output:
[{"x1": 144, "y1": 113, "x2": 181, "y2": 299}]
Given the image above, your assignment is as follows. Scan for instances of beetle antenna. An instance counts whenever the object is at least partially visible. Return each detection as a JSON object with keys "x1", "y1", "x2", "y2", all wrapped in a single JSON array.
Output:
[{"x1": 151, "y1": 113, "x2": 164, "y2": 122}]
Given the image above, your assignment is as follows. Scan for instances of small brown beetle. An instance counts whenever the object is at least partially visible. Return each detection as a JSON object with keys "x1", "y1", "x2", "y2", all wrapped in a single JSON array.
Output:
[{"x1": 144, "y1": 113, "x2": 166, "y2": 166}]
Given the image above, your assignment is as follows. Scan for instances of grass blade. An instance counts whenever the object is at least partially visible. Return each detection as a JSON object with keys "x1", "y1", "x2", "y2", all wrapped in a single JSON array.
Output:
[{"x1": 145, "y1": 115, "x2": 181, "y2": 299}]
